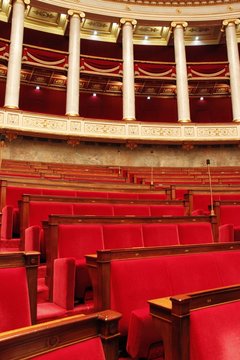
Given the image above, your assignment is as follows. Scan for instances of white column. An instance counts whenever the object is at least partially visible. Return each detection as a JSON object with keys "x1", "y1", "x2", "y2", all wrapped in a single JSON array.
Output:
[
  {"x1": 120, "y1": 18, "x2": 137, "y2": 121},
  {"x1": 4, "y1": 0, "x2": 29, "y2": 109},
  {"x1": 223, "y1": 19, "x2": 240, "y2": 122},
  {"x1": 66, "y1": 11, "x2": 85, "y2": 116},
  {"x1": 171, "y1": 22, "x2": 191, "y2": 123}
]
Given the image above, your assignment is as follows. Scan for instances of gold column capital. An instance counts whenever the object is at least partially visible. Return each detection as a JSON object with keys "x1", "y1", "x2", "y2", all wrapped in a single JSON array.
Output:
[
  {"x1": 170, "y1": 21, "x2": 188, "y2": 32},
  {"x1": 14, "y1": 0, "x2": 30, "y2": 4},
  {"x1": 222, "y1": 18, "x2": 240, "y2": 31},
  {"x1": 120, "y1": 18, "x2": 137, "y2": 28},
  {"x1": 67, "y1": 9, "x2": 85, "y2": 19}
]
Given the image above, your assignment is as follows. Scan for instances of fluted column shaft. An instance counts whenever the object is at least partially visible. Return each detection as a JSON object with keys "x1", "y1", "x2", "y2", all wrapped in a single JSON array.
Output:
[
  {"x1": 172, "y1": 22, "x2": 191, "y2": 123},
  {"x1": 223, "y1": 19, "x2": 240, "y2": 122},
  {"x1": 66, "y1": 11, "x2": 84, "y2": 116},
  {"x1": 121, "y1": 18, "x2": 136, "y2": 121},
  {"x1": 4, "y1": 0, "x2": 28, "y2": 109}
]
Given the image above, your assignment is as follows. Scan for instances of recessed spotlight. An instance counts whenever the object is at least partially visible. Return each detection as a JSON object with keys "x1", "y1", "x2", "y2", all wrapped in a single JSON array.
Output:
[
  {"x1": 147, "y1": 96, "x2": 151, "y2": 100},
  {"x1": 36, "y1": 85, "x2": 40, "y2": 90},
  {"x1": 93, "y1": 93, "x2": 97, "y2": 97},
  {"x1": 93, "y1": 30, "x2": 98, "y2": 36},
  {"x1": 195, "y1": 36, "x2": 199, "y2": 40},
  {"x1": 144, "y1": 36, "x2": 149, "y2": 40},
  {"x1": 200, "y1": 96, "x2": 204, "y2": 101}
]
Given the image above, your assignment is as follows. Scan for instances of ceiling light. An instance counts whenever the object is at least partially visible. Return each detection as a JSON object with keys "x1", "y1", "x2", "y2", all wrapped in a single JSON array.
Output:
[
  {"x1": 93, "y1": 93, "x2": 97, "y2": 97},
  {"x1": 195, "y1": 36, "x2": 199, "y2": 40},
  {"x1": 36, "y1": 85, "x2": 40, "y2": 90},
  {"x1": 93, "y1": 30, "x2": 98, "y2": 36},
  {"x1": 147, "y1": 96, "x2": 151, "y2": 100},
  {"x1": 144, "y1": 36, "x2": 149, "y2": 40},
  {"x1": 200, "y1": 96, "x2": 204, "y2": 101}
]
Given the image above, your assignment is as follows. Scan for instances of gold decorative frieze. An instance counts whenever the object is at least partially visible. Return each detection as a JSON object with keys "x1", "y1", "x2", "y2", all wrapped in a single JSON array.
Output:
[
  {"x1": 22, "y1": 116, "x2": 67, "y2": 132},
  {"x1": 24, "y1": 6, "x2": 68, "y2": 35},
  {"x1": 197, "y1": 126, "x2": 238, "y2": 137},
  {"x1": 0, "y1": 0, "x2": 11, "y2": 22},
  {"x1": 141, "y1": 126, "x2": 181, "y2": 137},
  {"x1": 84, "y1": 122, "x2": 125, "y2": 136}
]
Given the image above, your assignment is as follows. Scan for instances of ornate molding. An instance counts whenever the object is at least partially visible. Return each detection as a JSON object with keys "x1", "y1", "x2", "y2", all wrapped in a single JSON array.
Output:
[{"x1": 0, "y1": 109, "x2": 240, "y2": 144}]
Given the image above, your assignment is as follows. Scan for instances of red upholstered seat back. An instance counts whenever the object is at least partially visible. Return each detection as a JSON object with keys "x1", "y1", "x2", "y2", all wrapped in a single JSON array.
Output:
[
  {"x1": 177, "y1": 222, "x2": 214, "y2": 244},
  {"x1": 103, "y1": 224, "x2": 144, "y2": 249},
  {"x1": 192, "y1": 194, "x2": 219, "y2": 212},
  {"x1": 76, "y1": 190, "x2": 108, "y2": 198},
  {"x1": 41, "y1": 189, "x2": 77, "y2": 196},
  {"x1": 73, "y1": 203, "x2": 114, "y2": 215},
  {"x1": 107, "y1": 192, "x2": 139, "y2": 199},
  {"x1": 1, "y1": 205, "x2": 13, "y2": 240},
  {"x1": 0, "y1": 267, "x2": 31, "y2": 331},
  {"x1": 31, "y1": 337, "x2": 106, "y2": 360},
  {"x1": 25, "y1": 225, "x2": 41, "y2": 252},
  {"x1": 6, "y1": 187, "x2": 42, "y2": 207},
  {"x1": 28, "y1": 202, "x2": 73, "y2": 226},
  {"x1": 190, "y1": 301, "x2": 240, "y2": 360},
  {"x1": 113, "y1": 204, "x2": 151, "y2": 216},
  {"x1": 58, "y1": 224, "x2": 104, "y2": 258},
  {"x1": 142, "y1": 223, "x2": 179, "y2": 246},
  {"x1": 137, "y1": 193, "x2": 167, "y2": 200},
  {"x1": 53, "y1": 258, "x2": 76, "y2": 310},
  {"x1": 219, "y1": 205, "x2": 240, "y2": 226},
  {"x1": 214, "y1": 251, "x2": 240, "y2": 286},
  {"x1": 166, "y1": 253, "x2": 222, "y2": 295},
  {"x1": 149, "y1": 205, "x2": 185, "y2": 216}
]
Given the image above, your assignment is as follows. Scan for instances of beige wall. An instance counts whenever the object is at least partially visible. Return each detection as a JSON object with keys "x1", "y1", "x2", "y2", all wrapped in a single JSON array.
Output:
[{"x1": 1, "y1": 138, "x2": 240, "y2": 168}]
